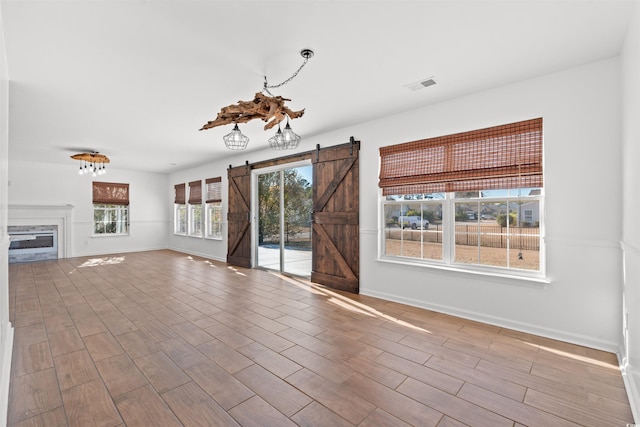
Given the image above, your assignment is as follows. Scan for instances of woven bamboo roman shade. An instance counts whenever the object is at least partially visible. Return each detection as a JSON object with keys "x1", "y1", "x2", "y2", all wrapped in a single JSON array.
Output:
[
  {"x1": 205, "y1": 177, "x2": 222, "y2": 203},
  {"x1": 188, "y1": 180, "x2": 202, "y2": 204},
  {"x1": 92, "y1": 182, "x2": 129, "y2": 205},
  {"x1": 378, "y1": 118, "x2": 543, "y2": 196},
  {"x1": 174, "y1": 183, "x2": 186, "y2": 204}
]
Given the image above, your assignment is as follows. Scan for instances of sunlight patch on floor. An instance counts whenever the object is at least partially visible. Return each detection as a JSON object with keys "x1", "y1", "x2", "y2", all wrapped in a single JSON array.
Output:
[
  {"x1": 76, "y1": 256, "x2": 126, "y2": 268},
  {"x1": 227, "y1": 265, "x2": 247, "y2": 276},
  {"x1": 204, "y1": 260, "x2": 219, "y2": 268},
  {"x1": 524, "y1": 341, "x2": 619, "y2": 370},
  {"x1": 269, "y1": 270, "x2": 432, "y2": 334}
]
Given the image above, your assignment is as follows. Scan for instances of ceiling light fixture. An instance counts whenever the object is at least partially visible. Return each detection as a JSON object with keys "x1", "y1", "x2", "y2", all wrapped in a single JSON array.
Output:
[
  {"x1": 200, "y1": 49, "x2": 314, "y2": 150},
  {"x1": 268, "y1": 118, "x2": 301, "y2": 150},
  {"x1": 223, "y1": 124, "x2": 250, "y2": 150},
  {"x1": 71, "y1": 152, "x2": 109, "y2": 177},
  {"x1": 267, "y1": 125, "x2": 285, "y2": 150}
]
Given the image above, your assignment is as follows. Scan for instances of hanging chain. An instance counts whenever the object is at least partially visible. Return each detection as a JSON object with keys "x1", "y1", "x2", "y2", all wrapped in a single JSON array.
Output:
[{"x1": 262, "y1": 56, "x2": 310, "y2": 97}]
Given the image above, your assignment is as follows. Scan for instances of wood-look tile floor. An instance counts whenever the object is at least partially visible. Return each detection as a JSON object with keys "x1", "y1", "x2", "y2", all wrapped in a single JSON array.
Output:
[{"x1": 6, "y1": 249, "x2": 634, "y2": 426}]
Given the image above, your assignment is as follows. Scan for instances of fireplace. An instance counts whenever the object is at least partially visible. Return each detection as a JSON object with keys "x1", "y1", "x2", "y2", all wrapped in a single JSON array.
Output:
[
  {"x1": 8, "y1": 205, "x2": 74, "y2": 262},
  {"x1": 8, "y1": 226, "x2": 58, "y2": 263}
]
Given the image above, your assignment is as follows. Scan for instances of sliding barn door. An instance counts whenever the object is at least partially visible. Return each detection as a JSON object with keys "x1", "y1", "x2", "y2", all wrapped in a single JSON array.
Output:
[
  {"x1": 227, "y1": 164, "x2": 252, "y2": 268},
  {"x1": 311, "y1": 139, "x2": 360, "y2": 293}
]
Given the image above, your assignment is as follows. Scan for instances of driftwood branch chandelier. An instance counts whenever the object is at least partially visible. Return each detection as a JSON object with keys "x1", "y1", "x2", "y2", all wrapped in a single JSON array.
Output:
[
  {"x1": 70, "y1": 152, "x2": 110, "y2": 176},
  {"x1": 199, "y1": 49, "x2": 314, "y2": 150}
]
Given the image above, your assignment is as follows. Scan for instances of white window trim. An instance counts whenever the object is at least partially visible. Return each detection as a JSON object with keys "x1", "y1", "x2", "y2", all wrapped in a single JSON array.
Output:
[
  {"x1": 188, "y1": 203, "x2": 203, "y2": 238},
  {"x1": 174, "y1": 204, "x2": 187, "y2": 236},
  {"x1": 379, "y1": 190, "x2": 546, "y2": 282},
  {"x1": 205, "y1": 201, "x2": 223, "y2": 240},
  {"x1": 92, "y1": 204, "x2": 129, "y2": 237},
  {"x1": 376, "y1": 256, "x2": 550, "y2": 287}
]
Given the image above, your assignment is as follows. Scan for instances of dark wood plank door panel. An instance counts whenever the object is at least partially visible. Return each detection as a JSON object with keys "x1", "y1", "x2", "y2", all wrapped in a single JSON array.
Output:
[
  {"x1": 227, "y1": 164, "x2": 252, "y2": 268},
  {"x1": 311, "y1": 138, "x2": 360, "y2": 293}
]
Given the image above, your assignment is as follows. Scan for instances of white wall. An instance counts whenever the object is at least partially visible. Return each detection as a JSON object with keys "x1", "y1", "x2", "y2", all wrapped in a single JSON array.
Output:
[
  {"x1": 8, "y1": 161, "x2": 170, "y2": 257},
  {"x1": 171, "y1": 57, "x2": 624, "y2": 353},
  {"x1": 621, "y1": 0, "x2": 640, "y2": 420},
  {"x1": 0, "y1": 6, "x2": 13, "y2": 425},
  {"x1": 357, "y1": 57, "x2": 623, "y2": 352}
]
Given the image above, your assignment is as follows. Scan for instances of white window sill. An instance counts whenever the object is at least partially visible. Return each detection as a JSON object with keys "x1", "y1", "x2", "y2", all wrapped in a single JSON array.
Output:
[
  {"x1": 376, "y1": 256, "x2": 550, "y2": 287},
  {"x1": 204, "y1": 236, "x2": 223, "y2": 241},
  {"x1": 91, "y1": 233, "x2": 130, "y2": 238}
]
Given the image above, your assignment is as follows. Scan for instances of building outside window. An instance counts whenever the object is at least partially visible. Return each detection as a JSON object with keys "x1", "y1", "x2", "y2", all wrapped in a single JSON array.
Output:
[
  {"x1": 379, "y1": 118, "x2": 544, "y2": 277},
  {"x1": 93, "y1": 182, "x2": 129, "y2": 235},
  {"x1": 524, "y1": 209, "x2": 534, "y2": 224},
  {"x1": 205, "y1": 177, "x2": 223, "y2": 239},
  {"x1": 174, "y1": 183, "x2": 187, "y2": 234}
]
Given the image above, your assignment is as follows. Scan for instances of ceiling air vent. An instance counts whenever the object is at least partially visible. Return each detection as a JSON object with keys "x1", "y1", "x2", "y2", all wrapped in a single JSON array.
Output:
[{"x1": 405, "y1": 77, "x2": 436, "y2": 92}]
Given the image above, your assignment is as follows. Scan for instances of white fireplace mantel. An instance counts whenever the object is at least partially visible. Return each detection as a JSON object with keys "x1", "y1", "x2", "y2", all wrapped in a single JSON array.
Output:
[{"x1": 8, "y1": 205, "x2": 74, "y2": 259}]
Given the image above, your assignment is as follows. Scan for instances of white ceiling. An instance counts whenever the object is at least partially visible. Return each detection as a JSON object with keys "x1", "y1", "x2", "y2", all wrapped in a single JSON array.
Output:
[{"x1": 1, "y1": 0, "x2": 634, "y2": 173}]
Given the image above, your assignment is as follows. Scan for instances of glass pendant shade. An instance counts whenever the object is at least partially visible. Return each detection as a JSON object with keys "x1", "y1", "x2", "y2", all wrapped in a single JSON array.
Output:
[
  {"x1": 281, "y1": 121, "x2": 301, "y2": 149},
  {"x1": 269, "y1": 119, "x2": 301, "y2": 150},
  {"x1": 268, "y1": 126, "x2": 286, "y2": 150},
  {"x1": 223, "y1": 124, "x2": 250, "y2": 150}
]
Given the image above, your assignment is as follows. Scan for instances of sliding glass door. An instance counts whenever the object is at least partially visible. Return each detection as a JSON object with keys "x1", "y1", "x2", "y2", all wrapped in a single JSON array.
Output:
[
  {"x1": 256, "y1": 163, "x2": 312, "y2": 276},
  {"x1": 257, "y1": 170, "x2": 281, "y2": 271}
]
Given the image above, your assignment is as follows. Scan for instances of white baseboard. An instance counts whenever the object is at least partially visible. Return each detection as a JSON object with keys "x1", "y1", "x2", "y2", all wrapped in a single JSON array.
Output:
[
  {"x1": 620, "y1": 352, "x2": 640, "y2": 423},
  {"x1": 0, "y1": 323, "x2": 14, "y2": 427},
  {"x1": 361, "y1": 288, "x2": 619, "y2": 353}
]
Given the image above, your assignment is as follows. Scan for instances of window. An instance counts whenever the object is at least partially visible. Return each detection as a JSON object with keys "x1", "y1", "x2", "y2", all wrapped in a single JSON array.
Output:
[
  {"x1": 93, "y1": 182, "x2": 129, "y2": 235},
  {"x1": 205, "y1": 177, "x2": 223, "y2": 239},
  {"x1": 384, "y1": 195, "x2": 444, "y2": 261},
  {"x1": 188, "y1": 180, "x2": 202, "y2": 237},
  {"x1": 174, "y1": 183, "x2": 186, "y2": 234},
  {"x1": 379, "y1": 118, "x2": 543, "y2": 276},
  {"x1": 524, "y1": 209, "x2": 533, "y2": 224},
  {"x1": 176, "y1": 179, "x2": 222, "y2": 238}
]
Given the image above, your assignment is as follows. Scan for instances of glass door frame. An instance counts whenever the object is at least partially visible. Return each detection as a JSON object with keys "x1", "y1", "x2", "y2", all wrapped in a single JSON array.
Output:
[{"x1": 250, "y1": 159, "x2": 312, "y2": 274}]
